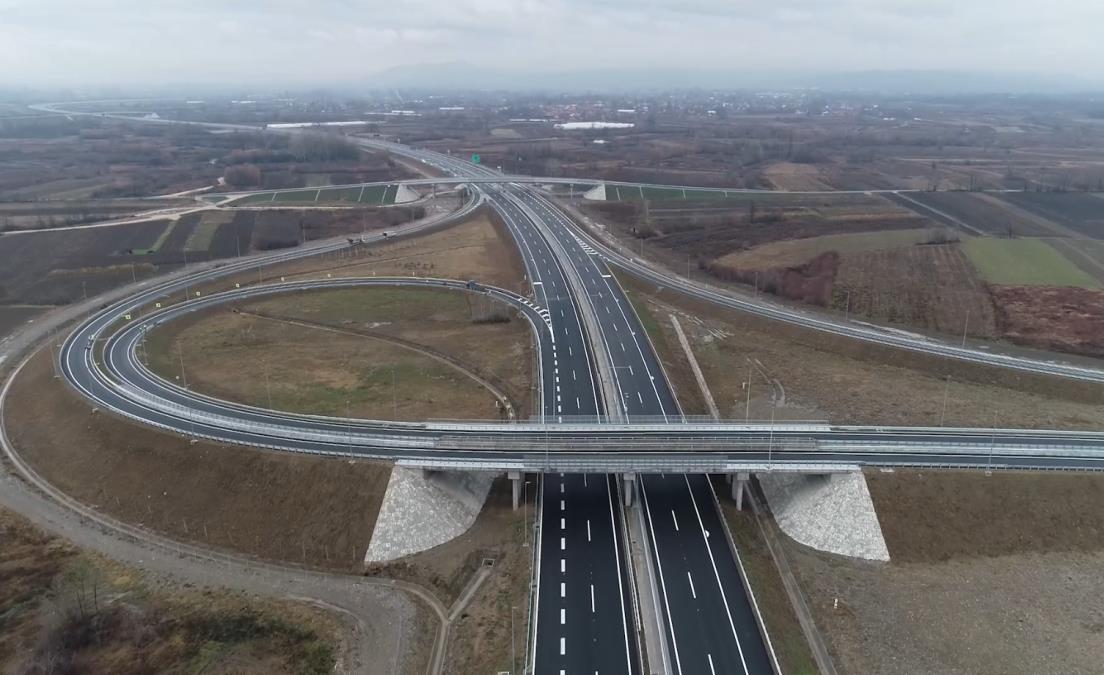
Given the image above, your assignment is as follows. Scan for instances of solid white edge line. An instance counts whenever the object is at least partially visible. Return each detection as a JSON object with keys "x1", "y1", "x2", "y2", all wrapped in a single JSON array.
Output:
[{"x1": 683, "y1": 475, "x2": 749, "y2": 675}]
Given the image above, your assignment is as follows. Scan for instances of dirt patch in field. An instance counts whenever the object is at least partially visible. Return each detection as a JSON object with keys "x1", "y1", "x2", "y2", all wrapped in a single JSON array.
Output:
[
  {"x1": 145, "y1": 286, "x2": 534, "y2": 421},
  {"x1": 788, "y1": 540, "x2": 1104, "y2": 675},
  {"x1": 6, "y1": 347, "x2": 392, "y2": 570},
  {"x1": 617, "y1": 273, "x2": 1104, "y2": 426},
  {"x1": 868, "y1": 470, "x2": 1104, "y2": 561},
  {"x1": 785, "y1": 470, "x2": 1104, "y2": 674},
  {"x1": 762, "y1": 161, "x2": 832, "y2": 191},
  {"x1": 991, "y1": 285, "x2": 1104, "y2": 357},
  {"x1": 366, "y1": 478, "x2": 533, "y2": 674},
  {"x1": 0, "y1": 305, "x2": 47, "y2": 339},
  {"x1": 0, "y1": 506, "x2": 339, "y2": 675}
]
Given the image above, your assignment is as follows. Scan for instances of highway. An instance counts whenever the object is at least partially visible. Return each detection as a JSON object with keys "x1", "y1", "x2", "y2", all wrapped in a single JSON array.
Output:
[
  {"x1": 35, "y1": 106, "x2": 1104, "y2": 675},
  {"x1": 500, "y1": 185, "x2": 775, "y2": 674}
]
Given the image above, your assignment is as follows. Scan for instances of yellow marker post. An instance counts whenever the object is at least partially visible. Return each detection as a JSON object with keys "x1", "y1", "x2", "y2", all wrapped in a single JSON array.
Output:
[{"x1": 155, "y1": 302, "x2": 162, "y2": 309}]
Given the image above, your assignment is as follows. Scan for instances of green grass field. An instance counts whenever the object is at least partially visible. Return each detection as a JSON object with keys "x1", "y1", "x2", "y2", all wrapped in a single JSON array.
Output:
[
  {"x1": 183, "y1": 219, "x2": 220, "y2": 252},
  {"x1": 962, "y1": 238, "x2": 1101, "y2": 288}
]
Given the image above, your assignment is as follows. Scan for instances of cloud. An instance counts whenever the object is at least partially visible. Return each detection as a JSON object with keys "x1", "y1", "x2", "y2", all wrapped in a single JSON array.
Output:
[{"x1": 0, "y1": 0, "x2": 1101, "y2": 88}]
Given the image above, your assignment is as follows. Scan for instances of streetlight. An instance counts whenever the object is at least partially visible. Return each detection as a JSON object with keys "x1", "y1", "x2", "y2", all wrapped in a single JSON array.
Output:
[
  {"x1": 510, "y1": 605, "x2": 518, "y2": 675},
  {"x1": 939, "y1": 375, "x2": 951, "y2": 427},
  {"x1": 522, "y1": 480, "x2": 532, "y2": 548},
  {"x1": 744, "y1": 360, "x2": 753, "y2": 422}
]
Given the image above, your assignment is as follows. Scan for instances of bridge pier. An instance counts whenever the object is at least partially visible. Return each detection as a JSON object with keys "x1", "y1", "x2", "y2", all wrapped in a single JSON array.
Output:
[
  {"x1": 509, "y1": 470, "x2": 523, "y2": 510},
  {"x1": 622, "y1": 473, "x2": 637, "y2": 507},
  {"x1": 728, "y1": 472, "x2": 750, "y2": 510}
]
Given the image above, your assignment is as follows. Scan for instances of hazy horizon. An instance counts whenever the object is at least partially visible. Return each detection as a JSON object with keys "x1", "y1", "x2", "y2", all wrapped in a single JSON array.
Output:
[{"x1": 2, "y1": 0, "x2": 1103, "y2": 91}]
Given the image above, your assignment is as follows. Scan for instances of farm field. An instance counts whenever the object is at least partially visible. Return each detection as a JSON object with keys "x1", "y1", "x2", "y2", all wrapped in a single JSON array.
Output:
[
  {"x1": 998, "y1": 192, "x2": 1104, "y2": 239},
  {"x1": 990, "y1": 286, "x2": 1104, "y2": 357},
  {"x1": 961, "y1": 238, "x2": 1100, "y2": 288},
  {"x1": 227, "y1": 183, "x2": 396, "y2": 206},
  {"x1": 582, "y1": 192, "x2": 932, "y2": 263},
  {"x1": 0, "y1": 198, "x2": 189, "y2": 231},
  {"x1": 904, "y1": 191, "x2": 1057, "y2": 236},
  {"x1": 0, "y1": 206, "x2": 426, "y2": 306},
  {"x1": 713, "y1": 228, "x2": 939, "y2": 270}
]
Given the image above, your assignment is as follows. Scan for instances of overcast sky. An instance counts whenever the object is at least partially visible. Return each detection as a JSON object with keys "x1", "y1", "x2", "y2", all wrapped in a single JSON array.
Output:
[{"x1": 3, "y1": 0, "x2": 1103, "y2": 88}]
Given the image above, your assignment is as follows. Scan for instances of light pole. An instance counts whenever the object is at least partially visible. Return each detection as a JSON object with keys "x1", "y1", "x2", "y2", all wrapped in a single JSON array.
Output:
[
  {"x1": 961, "y1": 309, "x2": 970, "y2": 347},
  {"x1": 744, "y1": 360, "x2": 753, "y2": 422},
  {"x1": 843, "y1": 290, "x2": 851, "y2": 321},
  {"x1": 177, "y1": 341, "x2": 188, "y2": 389},
  {"x1": 522, "y1": 480, "x2": 532, "y2": 548},
  {"x1": 940, "y1": 375, "x2": 951, "y2": 427},
  {"x1": 768, "y1": 403, "x2": 776, "y2": 470},
  {"x1": 345, "y1": 400, "x2": 352, "y2": 454},
  {"x1": 987, "y1": 411, "x2": 997, "y2": 474},
  {"x1": 264, "y1": 361, "x2": 273, "y2": 409},
  {"x1": 510, "y1": 605, "x2": 518, "y2": 675}
]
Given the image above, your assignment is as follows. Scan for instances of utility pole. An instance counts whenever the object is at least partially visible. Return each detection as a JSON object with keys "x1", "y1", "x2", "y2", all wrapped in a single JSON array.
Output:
[
  {"x1": 961, "y1": 309, "x2": 970, "y2": 347},
  {"x1": 391, "y1": 367, "x2": 397, "y2": 419},
  {"x1": 843, "y1": 290, "x2": 851, "y2": 321}
]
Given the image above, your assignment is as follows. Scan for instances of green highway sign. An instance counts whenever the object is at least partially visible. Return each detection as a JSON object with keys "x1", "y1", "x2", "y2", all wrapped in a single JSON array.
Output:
[{"x1": 471, "y1": 154, "x2": 481, "y2": 164}]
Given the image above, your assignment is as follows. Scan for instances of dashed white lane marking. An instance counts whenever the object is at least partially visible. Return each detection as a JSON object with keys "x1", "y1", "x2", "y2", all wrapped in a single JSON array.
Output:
[
  {"x1": 560, "y1": 537, "x2": 566, "y2": 550},
  {"x1": 560, "y1": 483, "x2": 565, "y2": 494},
  {"x1": 591, "y1": 584, "x2": 596, "y2": 612},
  {"x1": 560, "y1": 582, "x2": 566, "y2": 598},
  {"x1": 561, "y1": 517, "x2": 566, "y2": 530},
  {"x1": 707, "y1": 653, "x2": 717, "y2": 675},
  {"x1": 560, "y1": 499, "x2": 565, "y2": 510},
  {"x1": 687, "y1": 571, "x2": 697, "y2": 599},
  {"x1": 572, "y1": 370, "x2": 577, "y2": 381},
  {"x1": 560, "y1": 608, "x2": 566, "y2": 625},
  {"x1": 576, "y1": 396, "x2": 581, "y2": 409},
  {"x1": 671, "y1": 510, "x2": 680, "y2": 531},
  {"x1": 605, "y1": 306, "x2": 610, "y2": 314},
  {"x1": 637, "y1": 392, "x2": 643, "y2": 404},
  {"x1": 620, "y1": 342, "x2": 625, "y2": 352},
  {"x1": 561, "y1": 559, "x2": 566, "y2": 573},
  {"x1": 560, "y1": 637, "x2": 566, "y2": 655},
  {"x1": 587, "y1": 519, "x2": 592, "y2": 542}
]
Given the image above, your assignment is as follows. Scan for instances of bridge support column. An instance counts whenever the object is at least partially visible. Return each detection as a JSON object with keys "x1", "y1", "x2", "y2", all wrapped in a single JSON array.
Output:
[
  {"x1": 622, "y1": 473, "x2": 636, "y2": 507},
  {"x1": 508, "y1": 471, "x2": 523, "y2": 511},
  {"x1": 730, "y1": 472, "x2": 750, "y2": 510}
]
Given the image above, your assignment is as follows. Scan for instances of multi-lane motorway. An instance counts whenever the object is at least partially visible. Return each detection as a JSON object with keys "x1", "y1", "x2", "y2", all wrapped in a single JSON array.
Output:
[
  {"x1": 34, "y1": 105, "x2": 1104, "y2": 675},
  {"x1": 399, "y1": 143, "x2": 777, "y2": 673}
]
